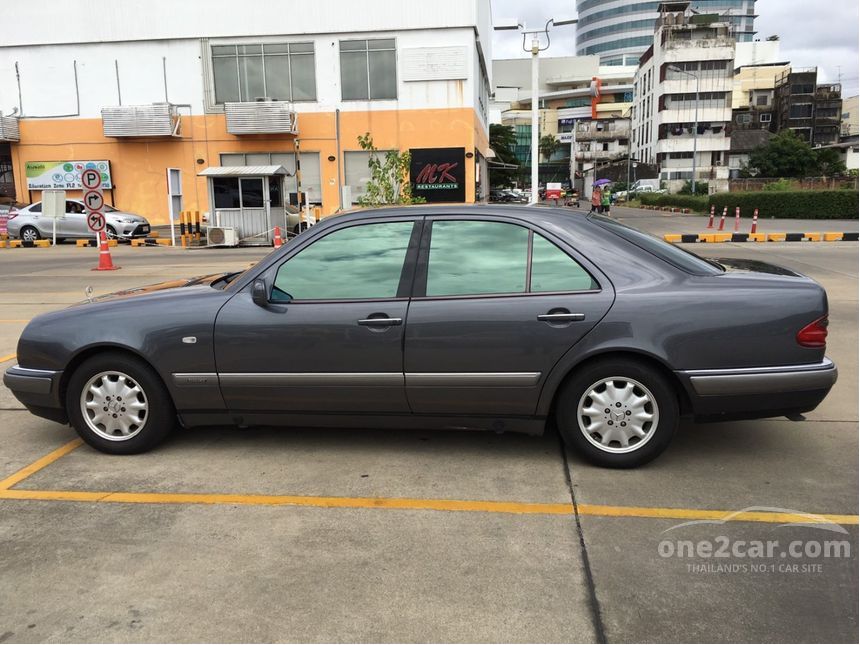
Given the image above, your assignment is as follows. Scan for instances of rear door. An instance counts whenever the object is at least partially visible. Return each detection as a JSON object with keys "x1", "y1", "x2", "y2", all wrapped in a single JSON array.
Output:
[{"x1": 404, "y1": 216, "x2": 614, "y2": 416}]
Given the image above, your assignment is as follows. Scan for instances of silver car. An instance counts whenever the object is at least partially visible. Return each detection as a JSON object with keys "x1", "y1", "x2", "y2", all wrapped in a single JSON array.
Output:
[{"x1": 7, "y1": 200, "x2": 151, "y2": 242}]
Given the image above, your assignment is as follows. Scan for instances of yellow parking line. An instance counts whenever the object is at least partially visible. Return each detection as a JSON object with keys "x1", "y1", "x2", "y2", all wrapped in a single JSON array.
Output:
[
  {"x1": 0, "y1": 485, "x2": 855, "y2": 525},
  {"x1": 0, "y1": 438, "x2": 83, "y2": 491},
  {"x1": 0, "y1": 353, "x2": 17, "y2": 363},
  {"x1": 577, "y1": 503, "x2": 859, "y2": 526},
  {"x1": 0, "y1": 488, "x2": 574, "y2": 515}
]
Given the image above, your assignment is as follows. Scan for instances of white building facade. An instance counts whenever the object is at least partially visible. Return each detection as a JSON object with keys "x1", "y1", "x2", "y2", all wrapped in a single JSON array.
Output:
[{"x1": 631, "y1": 5, "x2": 735, "y2": 192}]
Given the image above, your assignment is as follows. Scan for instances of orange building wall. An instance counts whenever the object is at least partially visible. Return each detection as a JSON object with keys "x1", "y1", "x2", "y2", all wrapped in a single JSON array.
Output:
[{"x1": 10, "y1": 107, "x2": 486, "y2": 226}]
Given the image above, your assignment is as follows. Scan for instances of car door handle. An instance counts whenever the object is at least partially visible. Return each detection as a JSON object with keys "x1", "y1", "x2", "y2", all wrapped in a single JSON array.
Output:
[
  {"x1": 357, "y1": 317, "x2": 403, "y2": 327},
  {"x1": 537, "y1": 313, "x2": 585, "y2": 322}
]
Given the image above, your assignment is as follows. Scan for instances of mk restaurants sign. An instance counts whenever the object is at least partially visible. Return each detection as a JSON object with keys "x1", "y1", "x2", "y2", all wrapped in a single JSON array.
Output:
[{"x1": 410, "y1": 147, "x2": 466, "y2": 202}]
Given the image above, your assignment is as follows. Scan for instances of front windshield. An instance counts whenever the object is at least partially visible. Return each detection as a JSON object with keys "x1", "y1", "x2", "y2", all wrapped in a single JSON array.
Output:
[{"x1": 591, "y1": 214, "x2": 723, "y2": 276}]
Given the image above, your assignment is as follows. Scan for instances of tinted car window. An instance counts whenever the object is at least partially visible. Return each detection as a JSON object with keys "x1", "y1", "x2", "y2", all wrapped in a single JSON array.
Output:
[
  {"x1": 273, "y1": 222, "x2": 414, "y2": 300},
  {"x1": 531, "y1": 234, "x2": 598, "y2": 292},
  {"x1": 426, "y1": 221, "x2": 528, "y2": 296},
  {"x1": 592, "y1": 214, "x2": 723, "y2": 276}
]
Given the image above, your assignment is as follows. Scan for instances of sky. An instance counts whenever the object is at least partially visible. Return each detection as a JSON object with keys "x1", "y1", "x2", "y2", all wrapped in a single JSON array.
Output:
[{"x1": 490, "y1": 0, "x2": 860, "y2": 97}]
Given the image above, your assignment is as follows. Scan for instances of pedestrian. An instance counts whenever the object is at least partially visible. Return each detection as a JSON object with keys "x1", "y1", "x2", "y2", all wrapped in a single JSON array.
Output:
[
  {"x1": 601, "y1": 186, "x2": 611, "y2": 216},
  {"x1": 591, "y1": 185, "x2": 601, "y2": 213}
]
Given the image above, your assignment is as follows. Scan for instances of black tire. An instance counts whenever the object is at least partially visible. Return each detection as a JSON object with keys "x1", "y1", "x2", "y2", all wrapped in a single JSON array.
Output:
[
  {"x1": 65, "y1": 352, "x2": 175, "y2": 454},
  {"x1": 556, "y1": 358, "x2": 678, "y2": 468},
  {"x1": 293, "y1": 221, "x2": 308, "y2": 235},
  {"x1": 19, "y1": 225, "x2": 41, "y2": 241}
]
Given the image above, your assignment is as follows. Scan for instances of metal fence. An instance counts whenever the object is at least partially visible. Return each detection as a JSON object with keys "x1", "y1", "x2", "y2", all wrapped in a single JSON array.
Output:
[{"x1": 729, "y1": 177, "x2": 858, "y2": 192}]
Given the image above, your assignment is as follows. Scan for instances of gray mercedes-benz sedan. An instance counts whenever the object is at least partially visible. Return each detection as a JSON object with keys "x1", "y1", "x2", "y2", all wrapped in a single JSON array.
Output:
[{"x1": 3, "y1": 206, "x2": 837, "y2": 467}]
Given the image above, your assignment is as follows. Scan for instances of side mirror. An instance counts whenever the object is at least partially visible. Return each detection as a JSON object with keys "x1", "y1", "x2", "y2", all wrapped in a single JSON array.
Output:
[{"x1": 251, "y1": 279, "x2": 269, "y2": 307}]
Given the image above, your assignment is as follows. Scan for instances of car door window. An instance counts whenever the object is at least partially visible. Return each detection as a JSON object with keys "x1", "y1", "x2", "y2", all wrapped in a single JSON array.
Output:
[
  {"x1": 426, "y1": 221, "x2": 529, "y2": 296},
  {"x1": 273, "y1": 221, "x2": 415, "y2": 301},
  {"x1": 530, "y1": 234, "x2": 598, "y2": 292},
  {"x1": 66, "y1": 201, "x2": 83, "y2": 214}
]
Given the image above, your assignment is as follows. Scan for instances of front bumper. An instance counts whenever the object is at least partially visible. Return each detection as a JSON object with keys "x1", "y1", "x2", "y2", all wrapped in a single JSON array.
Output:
[
  {"x1": 677, "y1": 358, "x2": 837, "y2": 421},
  {"x1": 3, "y1": 365, "x2": 67, "y2": 424}
]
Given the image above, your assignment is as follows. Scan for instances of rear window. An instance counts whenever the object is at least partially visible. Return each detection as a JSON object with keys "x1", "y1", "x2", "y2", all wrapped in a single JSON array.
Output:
[{"x1": 591, "y1": 215, "x2": 723, "y2": 276}]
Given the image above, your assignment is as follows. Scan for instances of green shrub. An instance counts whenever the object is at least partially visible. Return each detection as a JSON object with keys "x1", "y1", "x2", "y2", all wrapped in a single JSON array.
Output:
[
  {"x1": 639, "y1": 192, "x2": 709, "y2": 212},
  {"x1": 708, "y1": 191, "x2": 859, "y2": 219},
  {"x1": 761, "y1": 178, "x2": 793, "y2": 192}
]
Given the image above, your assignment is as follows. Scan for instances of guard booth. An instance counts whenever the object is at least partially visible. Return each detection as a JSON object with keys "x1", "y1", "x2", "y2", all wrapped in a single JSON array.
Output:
[{"x1": 198, "y1": 165, "x2": 290, "y2": 246}]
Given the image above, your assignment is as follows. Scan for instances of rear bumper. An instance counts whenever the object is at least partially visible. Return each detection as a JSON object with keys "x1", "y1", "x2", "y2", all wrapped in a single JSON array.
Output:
[
  {"x1": 3, "y1": 365, "x2": 68, "y2": 424},
  {"x1": 677, "y1": 358, "x2": 837, "y2": 421}
]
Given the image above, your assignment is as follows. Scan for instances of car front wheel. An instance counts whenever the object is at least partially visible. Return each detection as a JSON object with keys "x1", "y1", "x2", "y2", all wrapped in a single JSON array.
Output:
[
  {"x1": 556, "y1": 358, "x2": 678, "y2": 468},
  {"x1": 66, "y1": 353, "x2": 175, "y2": 454}
]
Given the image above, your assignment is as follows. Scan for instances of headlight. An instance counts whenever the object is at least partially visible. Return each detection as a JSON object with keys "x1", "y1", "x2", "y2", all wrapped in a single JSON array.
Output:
[{"x1": 119, "y1": 217, "x2": 138, "y2": 223}]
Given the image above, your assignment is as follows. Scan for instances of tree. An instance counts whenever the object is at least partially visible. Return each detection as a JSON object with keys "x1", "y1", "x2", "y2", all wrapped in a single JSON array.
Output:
[
  {"x1": 743, "y1": 130, "x2": 820, "y2": 178},
  {"x1": 813, "y1": 147, "x2": 847, "y2": 176},
  {"x1": 355, "y1": 133, "x2": 424, "y2": 206},
  {"x1": 488, "y1": 124, "x2": 519, "y2": 187},
  {"x1": 539, "y1": 134, "x2": 561, "y2": 162}
]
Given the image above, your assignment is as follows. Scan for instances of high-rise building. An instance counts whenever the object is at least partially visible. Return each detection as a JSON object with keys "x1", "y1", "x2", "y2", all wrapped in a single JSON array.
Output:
[
  {"x1": 630, "y1": 3, "x2": 735, "y2": 192},
  {"x1": 576, "y1": 0, "x2": 757, "y2": 66}
]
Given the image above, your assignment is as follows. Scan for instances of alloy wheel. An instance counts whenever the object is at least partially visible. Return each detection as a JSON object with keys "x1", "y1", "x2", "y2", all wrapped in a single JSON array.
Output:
[
  {"x1": 577, "y1": 376, "x2": 659, "y2": 454},
  {"x1": 80, "y1": 370, "x2": 149, "y2": 441}
]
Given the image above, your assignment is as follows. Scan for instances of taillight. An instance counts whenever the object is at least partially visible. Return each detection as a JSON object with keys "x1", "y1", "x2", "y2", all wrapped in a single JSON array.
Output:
[
  {"x1": 7, "y1": 208, "x2": 17, "y2": 219},
  {"x1": 797, "y1": 315, "x2": 828, "y2": 348}
]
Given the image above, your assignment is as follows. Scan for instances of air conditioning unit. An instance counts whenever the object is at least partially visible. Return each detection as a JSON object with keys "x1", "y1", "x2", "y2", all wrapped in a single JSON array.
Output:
[{"x1": 207, "y1": 226, "x2": 239, "y2": 247}]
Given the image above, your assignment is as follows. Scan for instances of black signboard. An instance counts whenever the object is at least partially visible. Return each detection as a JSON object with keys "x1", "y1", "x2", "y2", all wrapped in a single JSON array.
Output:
[{"x1": 410, "y1": 147, "x2": 466, "y2": 203}]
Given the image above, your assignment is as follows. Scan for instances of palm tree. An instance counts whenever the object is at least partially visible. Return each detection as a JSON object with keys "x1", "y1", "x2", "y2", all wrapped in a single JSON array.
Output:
[{"x1": 539, "y1": 134, "x2": 561, "y2": 162}]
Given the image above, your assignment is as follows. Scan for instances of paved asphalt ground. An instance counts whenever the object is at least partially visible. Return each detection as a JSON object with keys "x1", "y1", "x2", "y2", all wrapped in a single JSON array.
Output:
[{"x1": 0, "y1": 207, "x2": 857, "y2": 643}]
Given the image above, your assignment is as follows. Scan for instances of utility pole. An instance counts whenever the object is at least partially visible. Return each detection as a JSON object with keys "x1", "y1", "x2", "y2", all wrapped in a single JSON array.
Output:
[{"x1": 495, "y1": 17, "x2": 578, "y2": 205}]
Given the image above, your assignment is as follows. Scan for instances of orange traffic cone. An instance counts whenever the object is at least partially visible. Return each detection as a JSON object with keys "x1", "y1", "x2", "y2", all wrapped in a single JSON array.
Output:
[
  {"x1": 92, "y1": 231, "x2": 120, "y2": 271},
  {"x1": 273, "y1": 226, "x2": 283, "y2": 249}
]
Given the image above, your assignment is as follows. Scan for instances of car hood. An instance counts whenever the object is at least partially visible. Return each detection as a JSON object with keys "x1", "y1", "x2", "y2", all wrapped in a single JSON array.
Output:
[
  {"x1": 106, "y1": 212, "x2": 148, "y2": 223},
  {"x1": 714, "y1": 257, "x2": 802, "y2": 278},
  {"x1": 80, "y1": 273, "x2": 233, "y2": 305}
]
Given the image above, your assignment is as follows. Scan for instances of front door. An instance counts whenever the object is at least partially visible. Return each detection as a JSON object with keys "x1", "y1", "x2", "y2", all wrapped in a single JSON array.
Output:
[
  {"x1": 404, "y1": 217, "x2": 614, "y2": 416},
  {"x1": 214, "y1": 218, "x2": 420, "y2": 414}
]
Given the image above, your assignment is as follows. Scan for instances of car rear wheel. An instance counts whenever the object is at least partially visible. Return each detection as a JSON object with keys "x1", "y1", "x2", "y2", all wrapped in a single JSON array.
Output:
[
  {"x1": 556, "y1": 359, "x2": 678, "y2": 468},
  {"x1": 66, "y1": 353, "x2": 175, "y2": 454},
  {"x1": 20, "y1": 226, "x2": 40, "y2": 242}
]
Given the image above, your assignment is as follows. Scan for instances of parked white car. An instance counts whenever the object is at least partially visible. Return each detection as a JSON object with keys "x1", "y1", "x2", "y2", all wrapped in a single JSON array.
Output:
[{"x1": 7, "y1": 200, "x2": 151, "y2": 242}]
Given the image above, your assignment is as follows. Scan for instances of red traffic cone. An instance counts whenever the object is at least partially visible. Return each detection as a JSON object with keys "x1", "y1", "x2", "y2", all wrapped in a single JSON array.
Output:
[
  {"x1": 92, "y1": 231, "x2": 120, "y2": 271},
  {"x1": 273, "y1": 226, "x2": 283, "y2": 249},
  {"x1": 751, "y1": 208, "x2": 759, "y2": 234},
  {"x1": 718, "y1": 207, "x2": 727, "y2": 231},
  {"x1": 706, "y1": 205, "x2": 715, "y2": 229},
  {"x1": 734, "y1": 206, "x2": 741, "y2": 232}
]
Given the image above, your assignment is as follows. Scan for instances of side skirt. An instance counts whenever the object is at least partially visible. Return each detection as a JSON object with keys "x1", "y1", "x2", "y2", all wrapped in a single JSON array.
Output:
[{"x1": 177, "y1": 411, "x2": 547, "y2": 435}]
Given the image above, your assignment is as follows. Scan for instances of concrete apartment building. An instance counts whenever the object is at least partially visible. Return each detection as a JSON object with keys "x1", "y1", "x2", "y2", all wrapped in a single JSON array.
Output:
[
  {"x1": 492, "y1": 56, "x2": 634, "y2": 186},
  {"x1": 0, "y1": 0, "x2": 493, "y2": 228},
  {"x1": 772, "y1": 68, "x2": 843, "y2": 147},
  {"x1": 575, "y1": 0, "x2": 758, "y2": 65},
  {"x1": 630, "y1": 2, "x2": 735, "y2": 192}
]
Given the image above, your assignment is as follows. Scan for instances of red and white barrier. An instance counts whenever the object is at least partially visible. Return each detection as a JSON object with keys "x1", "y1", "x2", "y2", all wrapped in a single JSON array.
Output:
[
  {"x1": 718, "y1": 207, "x2": 727, "y2": 231},
  {"x1": 734, "y1": 206, "x2": 741, "y2": 233},
  {"x1": 706, "y1": 205, "x2": 715, "y2": 229},
  {"x1": 751, "y1": 208, "x2": 759, "y2": 234}
]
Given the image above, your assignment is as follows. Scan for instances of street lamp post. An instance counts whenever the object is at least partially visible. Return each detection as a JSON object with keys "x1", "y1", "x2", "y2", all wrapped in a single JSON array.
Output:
[
  {"x1": 668, "y1": 65, "x2": 700, "y2": 195},
  {"x1": 495, "y1": 17, "x2": 577, "y2": 205}
]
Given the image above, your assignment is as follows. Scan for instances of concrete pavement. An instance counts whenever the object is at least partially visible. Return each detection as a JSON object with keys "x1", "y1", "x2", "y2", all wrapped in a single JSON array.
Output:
[{"x1": 0, "y1": 222, "x2": 856, "y2": 642}]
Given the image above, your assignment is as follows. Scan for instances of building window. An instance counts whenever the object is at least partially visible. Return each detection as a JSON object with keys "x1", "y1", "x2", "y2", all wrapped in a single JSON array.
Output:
[
  {"x1": 789, "y1": 104, "x2": 814, "y2": 119},
  {"x1": 736, "y1": 113, "x2": 752, "y2": 125},
  {"x1": 211, "y1": 43, "x2": 316, "y2": 103},
  {"x1": 756, "y1": 95, "x2": 769, "y2": 106},
  {"x1": 340, "y1": 39, "x2": 397, "y2": 100},
  {"x1": 760, "y1": 113, "x2": 772, "y2": 123}
]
